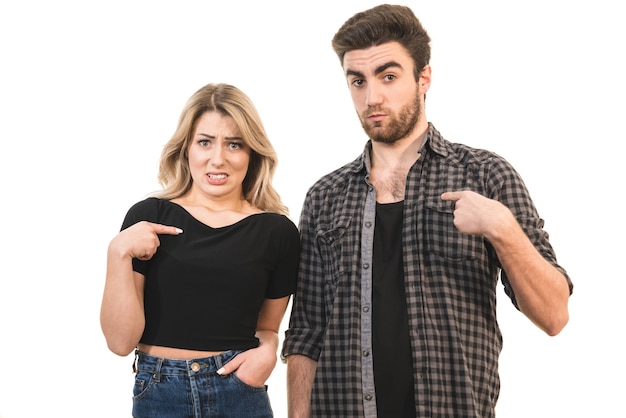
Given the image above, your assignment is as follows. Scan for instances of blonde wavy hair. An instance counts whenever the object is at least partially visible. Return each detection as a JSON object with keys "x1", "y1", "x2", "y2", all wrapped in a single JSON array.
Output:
[{"x1": 154, "y1": 83, "x2": 288, "y2": 216}]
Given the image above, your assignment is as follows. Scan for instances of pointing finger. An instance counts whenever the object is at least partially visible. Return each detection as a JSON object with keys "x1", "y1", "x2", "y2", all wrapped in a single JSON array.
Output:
[
  {"x1": 441, "y1": 191, "x2": 461, "y2": 201},
  {"x1": 148, "y1": 222, "x2": 183, "y2": 235}
]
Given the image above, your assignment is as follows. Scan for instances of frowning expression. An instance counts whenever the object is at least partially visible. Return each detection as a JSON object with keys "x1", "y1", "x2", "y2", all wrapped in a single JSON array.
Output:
[{"x1": 187, "y1": 111, "x2": 251, "y2": 201}]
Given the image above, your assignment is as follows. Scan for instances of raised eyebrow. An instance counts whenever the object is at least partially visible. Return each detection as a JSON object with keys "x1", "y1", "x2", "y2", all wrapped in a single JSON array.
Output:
[
  {"x1": 375, "y1": 61, "x2": 403, "y2": 75},
  {"x1": 196, "y1": 133, "x2": 243, "y2": 141},
  {"x1": 346, "y1": 69, "x2": 364, "y2": 79},
  {"x1": 345, "y1": 61, "x2": 403, "y2": 79}
]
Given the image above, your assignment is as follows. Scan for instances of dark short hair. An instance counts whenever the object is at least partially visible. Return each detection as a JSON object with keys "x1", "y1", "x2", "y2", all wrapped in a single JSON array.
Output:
[{"x1": 332, "y1": 4, "x2": 431, "y2": 80}]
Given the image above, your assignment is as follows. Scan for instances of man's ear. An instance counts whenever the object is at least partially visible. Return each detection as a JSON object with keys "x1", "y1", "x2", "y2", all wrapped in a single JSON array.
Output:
[{"x1": 419, "y1": 64, "x2": 432, "y2": 94}]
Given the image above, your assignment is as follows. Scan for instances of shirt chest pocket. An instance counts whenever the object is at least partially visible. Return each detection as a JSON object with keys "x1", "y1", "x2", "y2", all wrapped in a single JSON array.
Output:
[
  {"x1": 423, "y1": 196, "x2": 485, "y2": 262},
  {"x1": 316, "y1": 216, "x2": 352, "y2": 283}
]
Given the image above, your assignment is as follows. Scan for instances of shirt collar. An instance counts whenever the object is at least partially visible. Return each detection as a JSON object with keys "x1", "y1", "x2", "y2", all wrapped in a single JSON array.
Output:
[{"x1": 358, "y1": 122, "x2": 447, "y2": 174}]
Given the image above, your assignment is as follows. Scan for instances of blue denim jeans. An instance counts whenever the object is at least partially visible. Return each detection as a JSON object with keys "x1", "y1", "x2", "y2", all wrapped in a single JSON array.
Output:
[{"x1": 132, "y1": 350, "x2": 273, "y2": 418}]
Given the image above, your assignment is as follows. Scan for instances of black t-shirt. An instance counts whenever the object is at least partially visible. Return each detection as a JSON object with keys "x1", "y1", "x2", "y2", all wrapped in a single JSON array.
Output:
[
  {"x1": 372, "y1": 201, "x2": 416, "y2": 417},
  {"x1": 121, "y1": 197, "x2": 300, "y2": 351}
]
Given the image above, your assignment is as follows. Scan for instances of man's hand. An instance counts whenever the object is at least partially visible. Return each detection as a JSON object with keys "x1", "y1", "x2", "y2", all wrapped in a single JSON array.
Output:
[{"x1": 441, "y1": 190, "x2": 515, "y2": 238}]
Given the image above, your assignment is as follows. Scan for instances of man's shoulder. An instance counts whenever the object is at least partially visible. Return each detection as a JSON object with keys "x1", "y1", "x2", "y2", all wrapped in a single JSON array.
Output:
[
  {"x1": 447, "y1": 141, "x2": 502, "y2": 163},
  {"x1": 428, "y1": 123, "x2": 510, "y2": 166},
  {"x1": 308, "y1": 154, "x2": 364, "y2": 193}
]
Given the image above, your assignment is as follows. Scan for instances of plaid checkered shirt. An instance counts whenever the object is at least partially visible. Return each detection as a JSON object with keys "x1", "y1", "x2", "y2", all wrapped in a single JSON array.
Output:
[{"x1": 282, "y1": 122, "x2": 572, "y2": 417}]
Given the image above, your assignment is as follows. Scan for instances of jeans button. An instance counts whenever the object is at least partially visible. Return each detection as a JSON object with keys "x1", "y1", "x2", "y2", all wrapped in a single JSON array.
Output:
[{"x1": 191, "y1": 362, "x2": 200, "y2": 372}]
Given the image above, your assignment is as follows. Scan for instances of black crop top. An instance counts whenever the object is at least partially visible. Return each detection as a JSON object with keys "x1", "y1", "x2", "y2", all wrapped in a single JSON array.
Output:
[{"x1": 121, "y1": 197, "x2": 300, "y2": 351}]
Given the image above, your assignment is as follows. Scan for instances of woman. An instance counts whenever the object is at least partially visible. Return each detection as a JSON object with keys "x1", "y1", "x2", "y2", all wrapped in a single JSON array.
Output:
[{"x1": 100, "y1": 83, "x2": 299, "y2": 417}]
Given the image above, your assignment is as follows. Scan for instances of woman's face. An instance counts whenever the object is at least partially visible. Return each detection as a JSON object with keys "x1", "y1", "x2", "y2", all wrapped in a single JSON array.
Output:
[{"x1": 187, "y1": 111, "x2": 251, "y2": 202}]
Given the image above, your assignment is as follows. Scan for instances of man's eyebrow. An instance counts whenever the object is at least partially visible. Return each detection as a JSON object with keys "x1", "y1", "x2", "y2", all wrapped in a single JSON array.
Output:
[
  {"x1": 345, "y1": 61, "x2": 403, "y2": 78},
  {"x1": 375, "y1": 61, "x2": 403, "y2": 75},
  {"x1": 346, "y1": 69, "x2": 365, "y2": 78}
]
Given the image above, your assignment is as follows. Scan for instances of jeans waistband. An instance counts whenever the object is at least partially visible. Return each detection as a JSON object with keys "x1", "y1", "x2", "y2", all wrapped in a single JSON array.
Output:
[{"x1": 134, "y1": 349, "x2": 242, "y2": 377}]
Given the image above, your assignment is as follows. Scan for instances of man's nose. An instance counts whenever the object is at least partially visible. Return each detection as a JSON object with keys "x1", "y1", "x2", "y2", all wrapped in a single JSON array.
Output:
[{"x1": 366, "y1": 83, "x2": 384, "y2": 107}]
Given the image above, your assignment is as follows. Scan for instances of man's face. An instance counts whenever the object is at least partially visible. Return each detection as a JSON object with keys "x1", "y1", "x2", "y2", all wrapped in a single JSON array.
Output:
[{"x1": 343, "y1": 41, "x2": 428, "y2": 144}]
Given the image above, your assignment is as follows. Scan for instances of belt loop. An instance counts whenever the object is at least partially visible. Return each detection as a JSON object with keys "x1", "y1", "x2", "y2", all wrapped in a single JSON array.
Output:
[
  {"x1": 214, "y1": 350, "x2": 235, "y2": 371},
  {"x1": 214, "y1": 353, "x2": 224, "y2": 371},
  {"x1": 132, "y1": 348, "x2": 138, "y2": 373},
  {"x1": 154, "y1": 357, "x2": 163, "y2": 383}
]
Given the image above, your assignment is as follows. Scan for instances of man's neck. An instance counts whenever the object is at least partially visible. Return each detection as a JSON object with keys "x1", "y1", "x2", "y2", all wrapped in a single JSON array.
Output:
[{"x1": 370, "y1": 122, "x2": 428, "y2": 171}]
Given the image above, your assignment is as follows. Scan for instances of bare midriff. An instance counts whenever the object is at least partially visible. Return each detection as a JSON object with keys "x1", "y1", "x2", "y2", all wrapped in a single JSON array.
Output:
[{"x1": 137, "y1": 343, "x2": 226, "y2": 360}]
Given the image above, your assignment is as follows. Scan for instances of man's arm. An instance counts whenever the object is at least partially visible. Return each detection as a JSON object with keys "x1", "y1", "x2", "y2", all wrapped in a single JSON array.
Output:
[
  {"x1": 286, "y1": 354, "x2": 317, "y2": 418},
  {"x1": 485, "y1": 211, "x2": 570, "y2": 335},
  {"x1": 442, "y1": 190, "x2": 571, "y2": 335}
]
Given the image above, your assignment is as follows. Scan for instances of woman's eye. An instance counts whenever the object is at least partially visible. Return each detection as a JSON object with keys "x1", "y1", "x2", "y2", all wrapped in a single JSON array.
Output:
[
  {"x1": 199, "y1": 139, "x2": 210, "y2": 147},
  {"x1": 229, "y1": 142, "x2": 242, "y2": 150}
]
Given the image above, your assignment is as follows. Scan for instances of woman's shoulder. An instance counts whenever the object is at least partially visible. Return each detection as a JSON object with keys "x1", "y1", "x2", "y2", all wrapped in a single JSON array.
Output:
[
  {"x1": 126, "y1": 196, "x2": 167, "y2": 214},
  {"x1": 249, "y1": 212, "x2": 298, "y2": 236},
  {"x1": 129, "y1": 196, "x2": 160, "y2": 208},
  {"x1": 258, "y1": 212, "x2": 297, "y2": 226},
  {"x1": 124, "y1": 197, "x2": 178, "y2": 222}
]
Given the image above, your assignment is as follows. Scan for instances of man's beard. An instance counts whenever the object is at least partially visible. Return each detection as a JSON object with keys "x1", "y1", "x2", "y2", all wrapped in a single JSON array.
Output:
[{"x1": 359, "y1": 91, "x2": 421, "y2": 144}]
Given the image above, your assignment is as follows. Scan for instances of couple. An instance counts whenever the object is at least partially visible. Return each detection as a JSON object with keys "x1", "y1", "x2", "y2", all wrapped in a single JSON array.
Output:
[{"x1": 100, "y1": 4, "x2": 573, "y2": 418}]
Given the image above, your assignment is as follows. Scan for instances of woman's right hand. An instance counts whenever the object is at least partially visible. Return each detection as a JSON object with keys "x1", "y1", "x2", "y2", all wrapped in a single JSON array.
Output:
[
  {"x1": 110, "y1": 221, "x2": 183, "y2": 261},
  {"x1": 101, "y1": 221, "x2": 183, "y2": 356}
]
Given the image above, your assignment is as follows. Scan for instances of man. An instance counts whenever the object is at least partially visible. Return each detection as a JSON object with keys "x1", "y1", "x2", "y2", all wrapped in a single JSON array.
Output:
[{"x1": 282, "y1": 4, "x2": 573, "y2": 418}]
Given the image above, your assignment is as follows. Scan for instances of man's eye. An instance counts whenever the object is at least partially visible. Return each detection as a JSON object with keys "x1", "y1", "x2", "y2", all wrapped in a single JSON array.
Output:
[
  {"x1": 383, "y1": 74, "x2": 396, "y2": 81},
  {"x1": 351, "y1": 79, "x2": 364, "y2": 87}
]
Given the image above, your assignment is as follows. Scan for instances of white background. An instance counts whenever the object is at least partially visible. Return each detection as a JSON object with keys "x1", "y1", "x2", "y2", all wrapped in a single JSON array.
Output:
[{"x1": 1, "y1": 1, "x2": 624, "y2": 417}]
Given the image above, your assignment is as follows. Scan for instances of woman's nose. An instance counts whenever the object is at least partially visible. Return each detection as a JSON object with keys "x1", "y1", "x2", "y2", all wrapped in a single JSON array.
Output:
[{"x1": 209, "y1": 145, "x2": 224, "y2": 165}]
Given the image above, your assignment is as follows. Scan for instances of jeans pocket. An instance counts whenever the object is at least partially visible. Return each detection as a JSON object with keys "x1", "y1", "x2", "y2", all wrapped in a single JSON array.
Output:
[
  {"x1": 229, "y1": 372, "x2": 267, "y2": 392},
  {"x1": 132, "y1": 370, "x2": 156, "y2": 401}
]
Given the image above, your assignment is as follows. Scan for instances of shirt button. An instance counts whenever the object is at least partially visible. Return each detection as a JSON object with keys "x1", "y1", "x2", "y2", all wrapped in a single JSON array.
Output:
[
  {"x1": 362, "y1": 350, "x2": 370, "y2": 357},
  {"x1": 363, "y1": 263, "x2": 369, "y2": 269},
  {"x1": 362, "y1": 306, "x2": 370, "y2": 313},
  {"x1": 365, "y1": 394, "x2": 373, "y2": 401},
  {"x1": 191, "y1": 362, "x2": 200, "y2": 372},
  {"x1": 365, "y1": 222, "x2": 372, "y2": 228}
]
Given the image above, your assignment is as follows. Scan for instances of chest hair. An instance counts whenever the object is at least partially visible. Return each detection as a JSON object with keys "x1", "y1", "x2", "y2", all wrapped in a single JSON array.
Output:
[
  {"x1": 371, "y1": 168, "x2": 408, "y2": 203},
  {"x1": 371, "y1": 152, "x2": 421, "y2": 203}
]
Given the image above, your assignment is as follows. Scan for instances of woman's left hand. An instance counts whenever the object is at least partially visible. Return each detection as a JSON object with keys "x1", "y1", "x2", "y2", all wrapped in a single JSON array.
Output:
[{"x1": 217, "y1": 341, "x2": 277, "y2": 386}]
